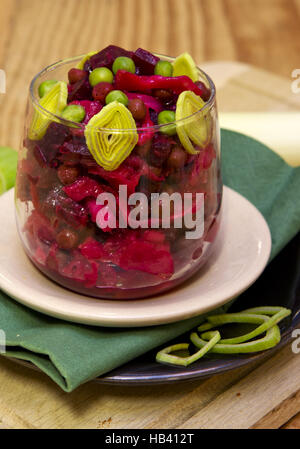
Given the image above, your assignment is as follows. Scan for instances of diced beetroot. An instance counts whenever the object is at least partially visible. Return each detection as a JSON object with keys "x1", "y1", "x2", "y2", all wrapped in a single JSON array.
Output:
[
  {"x1": 68, "y1": 76, "x2": 92, "y2": 102},
  {"x1": 85, "y1": 198, "x2": 103, "y2": 222},
  {"x1": 149, "y1": 134, "x2": 174, "y2": 168},
  {"x1": 42, "y1": 187, "x2": 88, "y2": 228},
  {"x1": 98, "y1": 262, "x2": 117, "y2": 286},
  {"x1": 41, "y1": 122, "x2": 70, "y2": 148},
  {"x1": 60, "y1": 138, "x2": 90, "y2": 157},
  {"x1": 138, "y1": 108, "x2": 154, "y2": 145},
  {"x1": 29, "y1": 180, "x2": 41, "y2": 212},
  {"x1": 88, "y1": 156, "x2": 142, "y2": 195},
  {"x1": 45, "y1": 242, "x2": 69, "y2": 272},
  {"x1": 86, "y1": 45, "x2": 133, "y2": 71},
  {"x1": 120, "y1": 240, "x2": 174, "y2": 277},
  {"x1": 70, "y1": 100, "x2": 102, "y2": 124},
  {"x1": 161, "y1": 93, "x2": 178, "y2": 111},
  {"x1": 91, "y1": 154, "x2": 164, "y2": 191},
  {"x1": 133, "y1": 48, "x2": 160, "y2": 75},
  {"x1": 34, "y1": 246, "x2": 48, "y2": 266},
  {"x1": 143, "y1": 230, "x2": 166, "y2": 244},
  {"x1": 21, "y1": 155, "x2": 42, "y2": 180},
  {"x1": 79, "y1": 237, "x2": 105, "y2": 259},
  {"x1": 24, "y1": 209, "x2": 55, "y2": 246},
  {"x1": 60, "y1": 252, "x2": 98, "y2": 286},
  {"x1": 149, "y1": 109, "x2": 158, "y2": 125},
  {"x1": 84, "y1": 260, "x2": 99, "y2": 287},
  {"x1": 138, "y1": 158, "x2": 165, "y2": 182},
  {"x1": 27, "y1": 123, "x2": 70, "y2": 167},
  {"x1": 100, "y1": 230, "x2": 174, "y2": 277},
  {"x1": 101, "y1": 234, "x2": 123, "y2": 266},
  {"x1": 45, "y1": 243, "x2": 59, "y2": 271},
  {"x1": 58, "y1": 199, "x2": 88, "y2": 227},
  {"x1": 63, "y1": 176, "x2": 104, "y2": 201},
  {"x1": 37, "y1": 224, "x2": 56, "y2": 245},
  {"x1": 201, "y1": 144, "x2": 216, "y2": 169},
  {"x1": 85, "y1": 198, "x2": 115, "y2": 232}
]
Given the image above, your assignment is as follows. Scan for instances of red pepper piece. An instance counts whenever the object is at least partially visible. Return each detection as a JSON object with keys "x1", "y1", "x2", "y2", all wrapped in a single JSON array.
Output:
[{"x1": 115, "y1": 70, "x2": 206, "y2": 98}]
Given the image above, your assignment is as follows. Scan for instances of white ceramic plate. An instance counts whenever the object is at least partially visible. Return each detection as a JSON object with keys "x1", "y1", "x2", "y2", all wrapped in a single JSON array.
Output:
[{"x1": 0, "y1": 187, "x2": 271, "y2": 327}]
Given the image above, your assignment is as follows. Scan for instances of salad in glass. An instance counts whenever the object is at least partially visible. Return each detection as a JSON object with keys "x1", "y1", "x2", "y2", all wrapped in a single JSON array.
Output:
[{"x1": 15, "y1": 45, "x2": 222, "y2": 299}]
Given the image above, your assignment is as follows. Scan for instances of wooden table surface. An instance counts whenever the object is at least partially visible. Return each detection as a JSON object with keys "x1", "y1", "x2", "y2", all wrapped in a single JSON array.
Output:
[
  {"x1": 0, "y1": 0, "x2": 300, "y2": 429},
  {"x1": 1, "y1": 0, "x2": 300, "y2": 151}
]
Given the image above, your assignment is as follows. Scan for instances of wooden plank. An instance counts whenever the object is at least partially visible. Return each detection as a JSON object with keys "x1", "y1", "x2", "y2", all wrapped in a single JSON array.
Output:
[
  {"x1": 145, "y1": 362, "x2": 263, "y2": 429},
  {"x1": 283, "y1": 411, "x2": 300, "y2": 429},
  {"x1": 254, "y1": 390, "x2": 300, "y2": 429},
  {"x1": 178, "y1": 346, "x2": 300, "y2": 429}
]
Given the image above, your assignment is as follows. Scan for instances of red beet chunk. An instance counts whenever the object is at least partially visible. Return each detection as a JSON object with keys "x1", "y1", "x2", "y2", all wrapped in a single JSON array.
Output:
[
  {"x1": 68, "y1": 76, "x2": 92, "y2": 102},
  {"x1": 86, "y1": 45, "x2": 133, "y2": 71},
  {"x1": 149, "y1": 134, "x2": 174, "y2": 168},
  {"x1": 120, "y1": 240, "x2": 174, "y2": 277},
  {"x1": 63, "y1": 176, "x2": 104, "y2": 201},
  {"x1": 79, "y1": 237, "x2": 105, "y2": 259},
  {"x1": 60, "y1": 137, "x2": 90, "y2": 157},
  {"x1": 61, "y1": 254, "x2": 98, "y2": 287},
  {"x1": 101, "y1": 231, "x2": 174, "y2": 277},
  {"x1": 42, "y1": 188, "x2": 88, "y2": 228},
  {"x1": 30, "y1": 123, "x2": 70, "y2": 167},
  {"x1": 25, "y1": 210, "x2": 55, "y2": 246},
  {"x1": 40, "y1": 122, "x2": 70, "y2": 147},
  {"x1": 88, "y1": 155, "x2": 143, "y2": 195},
  {"x1": 45, "y1": 242, "x2": 69, "y2": 273},
  {"x1": 133, "y1": 48, "x2": 159, "y2": 75},
  {"x1": 85, "y1": 198, "x2": 117, "y2": 232}
]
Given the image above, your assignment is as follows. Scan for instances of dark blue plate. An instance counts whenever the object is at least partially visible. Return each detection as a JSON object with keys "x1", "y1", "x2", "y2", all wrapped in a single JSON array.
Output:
[
  {"x1": 10, "y1": 233, "x2": 300, "y2": 385},
  {"x1": 95, "y1": 232, "x2": 300, "y2": 384}
]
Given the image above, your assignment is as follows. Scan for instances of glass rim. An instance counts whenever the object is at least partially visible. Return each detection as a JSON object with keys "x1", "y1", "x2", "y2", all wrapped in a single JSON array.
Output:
[{"x1": 29, "y1": 52, "x2": 216, "y2": 133}]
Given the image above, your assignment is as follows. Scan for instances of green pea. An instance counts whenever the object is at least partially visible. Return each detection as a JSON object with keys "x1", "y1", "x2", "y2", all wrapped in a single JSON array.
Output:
[
  {"x1": 61, "y1": 104, "x2": 86, "y2": 123},
  {"x1": 112, "y1": 56, "x2": 135, "y2": 75},
  {"x1": 105, "y1": 90, "x2": 129, "y2": 106},
  {"x1": 89, "y1": 67, "x2": 113, "y2": 87},
  {"x1": 38, "y1": 80, "x2": 58, "y2": 98},
  {"x1": 158, "y1": 110, "x2": 176, "y2": 135},
  {"x1": 154, "y1": 60, "x2": 173, "y2": 77}
]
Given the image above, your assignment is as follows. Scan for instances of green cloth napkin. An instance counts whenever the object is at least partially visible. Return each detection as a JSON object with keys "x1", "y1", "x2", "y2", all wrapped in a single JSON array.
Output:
[{"x1": 0, "y1": 130, "x2": 299, "y2": 391}]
